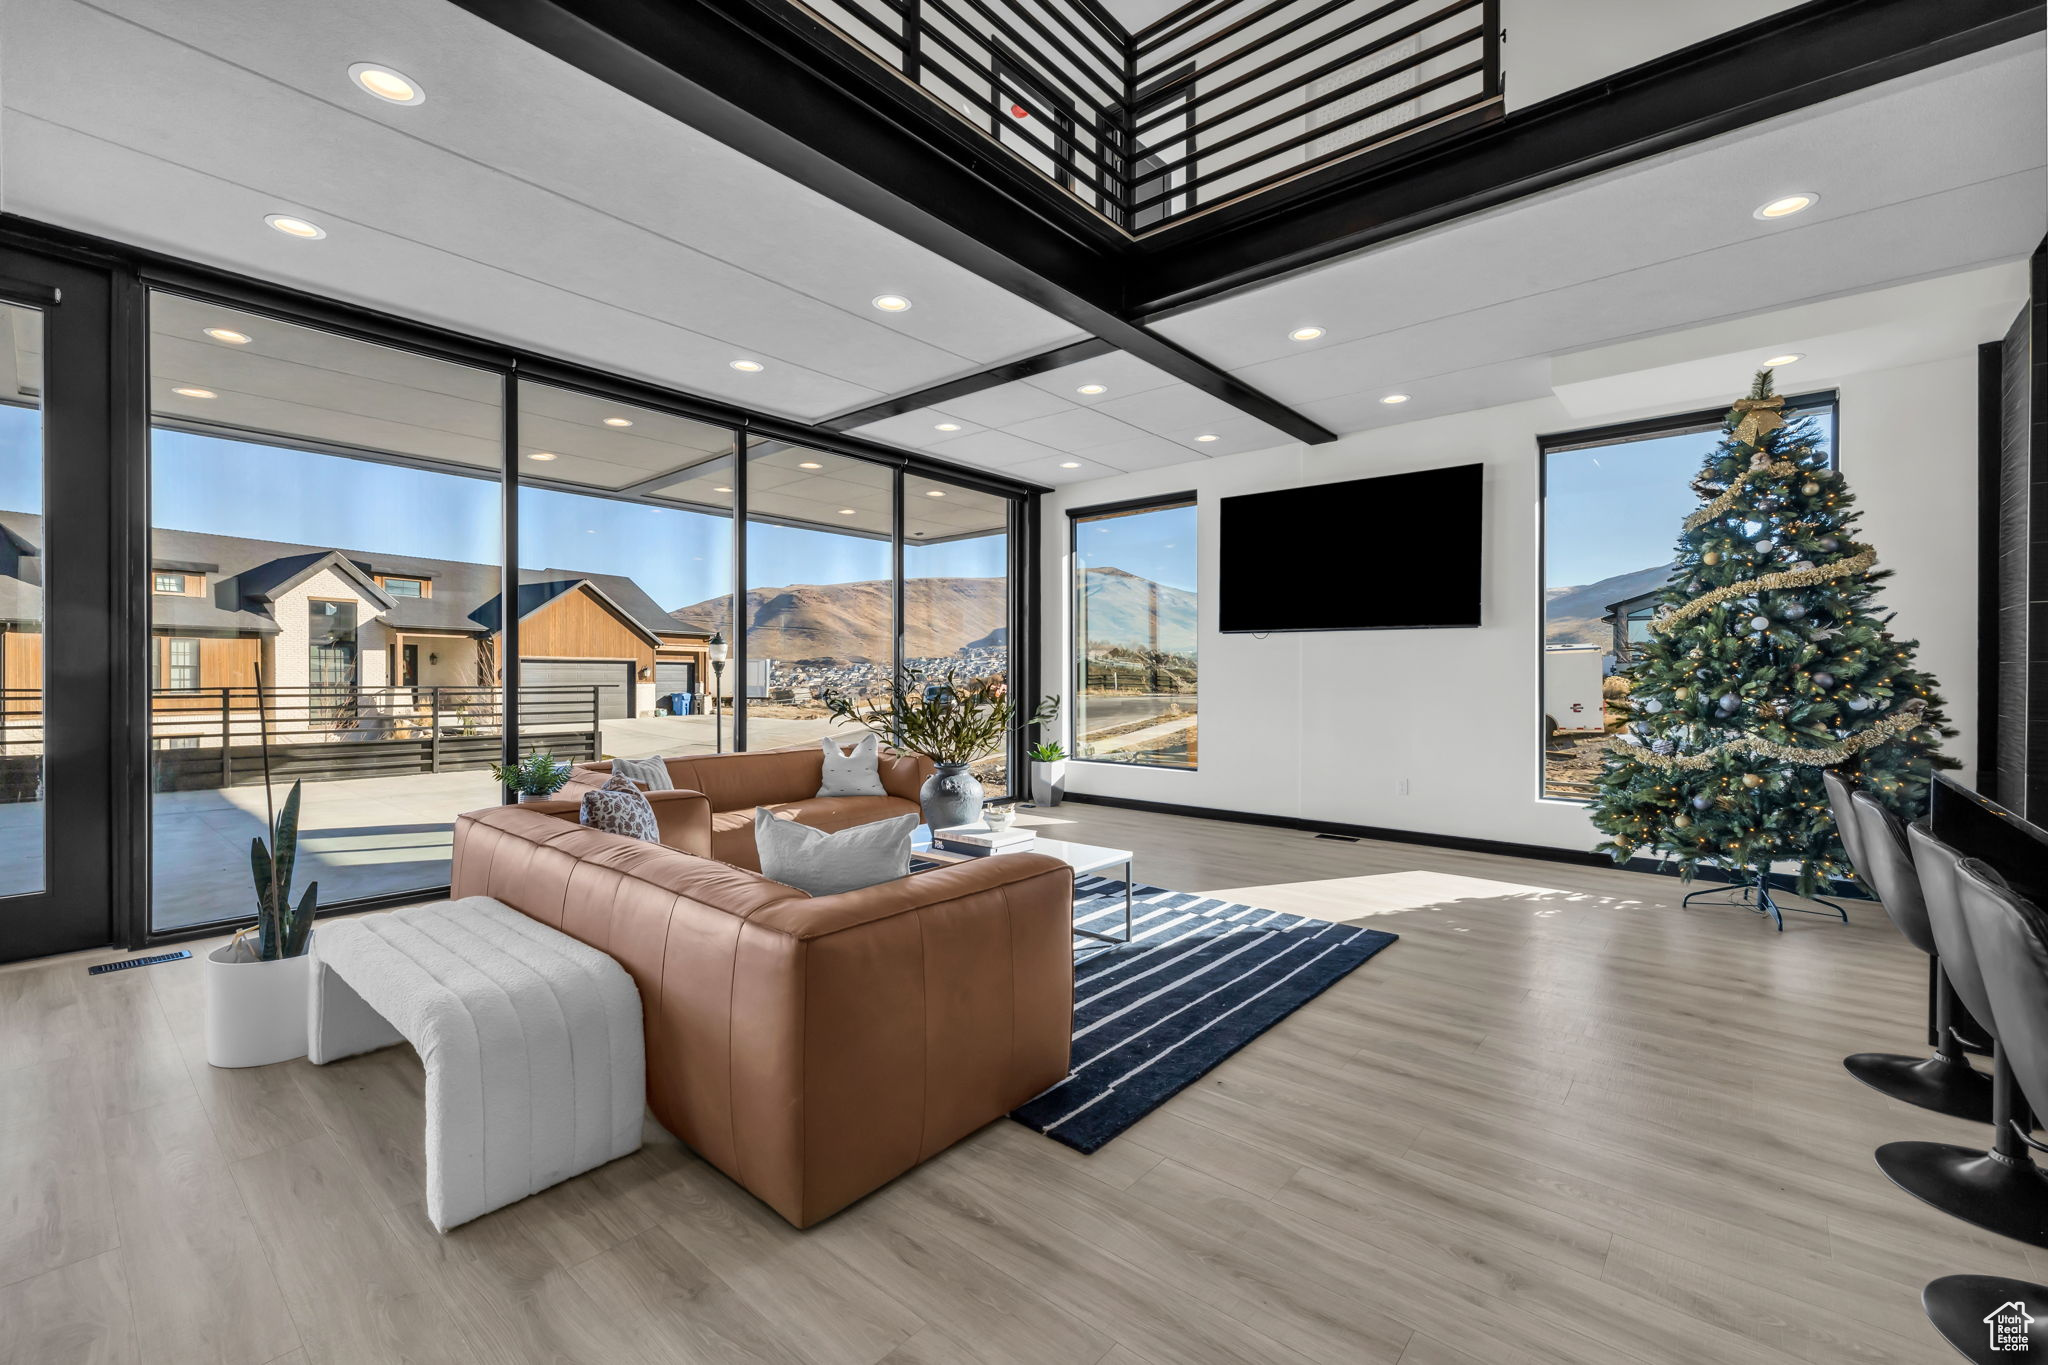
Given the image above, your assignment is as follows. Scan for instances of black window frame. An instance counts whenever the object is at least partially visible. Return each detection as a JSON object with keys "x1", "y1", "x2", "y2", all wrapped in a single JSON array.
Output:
[
  {"x1": 0, "y1": 217, "x2": 1044, "y2": 958},
  {"x1": 1534, "y1": 389, "x2": 1840, "y2": 804},
  {"x1": 1067, "y1": 490, "x2": 1199, "y2": 772}
]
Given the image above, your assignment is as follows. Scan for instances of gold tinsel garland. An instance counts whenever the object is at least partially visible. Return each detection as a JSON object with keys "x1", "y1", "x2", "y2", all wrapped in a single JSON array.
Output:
[
  {"x1": 1682, "y1": 459, "x2": 1802, "y2": 532},
  {"x1": 1614, "y1": 700, "x2": 1926, "y2": 771},
  {"x1": 1650, "y1": 547, "x2": 1877, "y2": 633}
]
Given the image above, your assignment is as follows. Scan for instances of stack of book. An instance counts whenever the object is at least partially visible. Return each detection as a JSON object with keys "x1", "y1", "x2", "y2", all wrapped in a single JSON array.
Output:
[{"x1": 933, "y1": 824, "x2": 1037, "y2": 857}]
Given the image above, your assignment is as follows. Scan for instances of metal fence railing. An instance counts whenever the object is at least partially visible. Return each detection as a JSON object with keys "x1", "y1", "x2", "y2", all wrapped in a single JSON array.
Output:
[
  {"x1": 780, "y1": 0, "x2": 1499, "y2": 231},
  {"x1": 143, "y1": 685, "x2": 605, "y2": 793}
]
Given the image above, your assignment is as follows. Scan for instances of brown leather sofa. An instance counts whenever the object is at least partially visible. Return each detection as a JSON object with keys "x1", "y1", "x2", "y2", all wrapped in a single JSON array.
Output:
[
  {"x1": 449, "y1": 802, "x2": 1075, "y2": 1228},
  {"x1": 559, "y1": 745, "x2": 934, "y2": 871}
]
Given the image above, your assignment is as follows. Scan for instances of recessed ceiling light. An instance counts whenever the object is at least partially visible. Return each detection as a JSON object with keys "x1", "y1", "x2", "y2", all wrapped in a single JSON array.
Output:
[
  {"x1": 171, "y1": 386, "x2": 216, "y2": 399},
  {"x1": 729, "y1": 359, "x2": 764, "y2": 373},
  {"x1": 934, "y1": 422, "x2": 961, "y2": 432},
  {"x1": 871, "y1": 294, "x2": 912, "y2": 313},
  {"x1": 837, "y1": 507, "x2": 857, "y2": 515},
  {"x1": 713, "y1": 485, "x2": 732, "y2": 493},
  {"x1": 1194, "y1": 433, "x2": 1218, "y2": 442},
  {"x1": 1059, "y1": 461, "x2": 1082, "y2": 468},
  {"x1": 1289, "y1": 327, "x2": 1325, "y2": 342},
  {"x1": 602, "y1": 416, "x2": 634, "y2": 427},
  {"x1": 1753, "y1": 192, "x2": 1818, "y2": 220},
  {"x1": 264, "y1": 214, "x2": 326, "y2": 239},
  {"x1": 527, "y1": 451, "x2": 558, "y2": 461},
  {"x1": 1076, "y1": 384, "x2": 1106, "y2": 395},
  {"x1": 1764, "y1": 352, "x2": 1804, "y2": 366},
  {"x1": 203, "y1": 327, "x2": 251, "y2": 345},
  {"x1": 925, "y1": 489, "x2": 946, "y2": 498},
  {"x1": 348, "y1": 63, "x2": 424, "y2": 105},
  {"x1": 798, "y1": 460, "x2": 822, "y2": 469},
  {"x1": 1380, "y1": 392, "x2": 1410, "y2": 404}
]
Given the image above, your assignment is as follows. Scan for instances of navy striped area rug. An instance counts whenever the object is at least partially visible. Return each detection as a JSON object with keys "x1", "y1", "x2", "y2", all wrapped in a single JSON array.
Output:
[{"x1": 1011, "y1": 875, "x2": 1399, "y2": 1154}]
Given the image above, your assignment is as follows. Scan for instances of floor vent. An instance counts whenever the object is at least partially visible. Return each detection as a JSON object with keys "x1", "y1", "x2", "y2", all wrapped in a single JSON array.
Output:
[
  {"x1": 88, "y1": 950, "x2": 192, "y2": 976},
  {"x1": 1314, "y1": 833, "x2": 1360, "y2": 843}
]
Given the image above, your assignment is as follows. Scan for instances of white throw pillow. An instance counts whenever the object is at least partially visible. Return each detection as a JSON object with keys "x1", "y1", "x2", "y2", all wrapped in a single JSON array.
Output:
[
  {"x1": 815, "y1": 733, "x2": 886, "y2": 798},
  {"x1": 754, "y1": 808, "x2": 914, "y2": 896},
  {"x1": 609, "y1": 755, "x2": 674, "y2": 791}
]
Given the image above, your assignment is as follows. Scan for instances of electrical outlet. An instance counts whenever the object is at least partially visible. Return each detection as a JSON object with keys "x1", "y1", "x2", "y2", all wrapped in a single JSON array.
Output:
[{"x1": 1395, "y1": 777, "x2": 1410, "y2": 796}]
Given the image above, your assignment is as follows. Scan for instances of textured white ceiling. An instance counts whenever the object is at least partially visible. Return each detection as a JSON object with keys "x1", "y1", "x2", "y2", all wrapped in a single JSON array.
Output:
[
  {"x1": 1150, "y1": 37, "x2": 2047, "y2": 442},
  {"x1": 2, "y1": 1, "x2": 2040, "y2": 492},
  {"x1": 0, "y1": 0, "x2": 1087, "y2": 425}
]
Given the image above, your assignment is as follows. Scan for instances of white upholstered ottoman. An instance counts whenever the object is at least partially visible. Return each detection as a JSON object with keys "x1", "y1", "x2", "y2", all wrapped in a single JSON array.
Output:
[{"x1": 307, "y1": 896, "x2": 645, "y2": 1231}]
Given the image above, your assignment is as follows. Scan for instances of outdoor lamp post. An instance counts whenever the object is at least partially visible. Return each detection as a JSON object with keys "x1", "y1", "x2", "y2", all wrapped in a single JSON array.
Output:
[{"x1": 708, "y1": 631, "x2": 727, "y2": 754}]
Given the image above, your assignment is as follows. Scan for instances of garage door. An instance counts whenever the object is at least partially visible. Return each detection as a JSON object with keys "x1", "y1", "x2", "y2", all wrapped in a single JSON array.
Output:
[
  {"x1": 521, "y1": 660, "x2": 634, "y2": 720},
  {"x1": 655, "y1": 661, "x2": 696, "y2": 698}
]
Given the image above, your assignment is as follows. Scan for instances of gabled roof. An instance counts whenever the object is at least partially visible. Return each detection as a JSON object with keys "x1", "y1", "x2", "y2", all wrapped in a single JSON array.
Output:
[
  {"x1": 470, "y1": 577, "x2": 663, "y2": 647},
  {"x1": 237, "y1": 550, "x2": 397, "y2": 612}
]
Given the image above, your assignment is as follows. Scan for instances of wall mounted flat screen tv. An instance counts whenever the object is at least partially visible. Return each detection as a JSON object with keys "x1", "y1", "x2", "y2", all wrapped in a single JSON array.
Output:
[{"x1": 1218, "y1": 463, "x2": 1483, "y2": 632}]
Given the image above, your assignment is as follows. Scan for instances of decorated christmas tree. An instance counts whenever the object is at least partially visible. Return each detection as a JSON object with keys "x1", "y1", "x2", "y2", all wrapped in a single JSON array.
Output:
[{"x1": 1589, "y1": 371, "x2": 1955, "y2": 904}]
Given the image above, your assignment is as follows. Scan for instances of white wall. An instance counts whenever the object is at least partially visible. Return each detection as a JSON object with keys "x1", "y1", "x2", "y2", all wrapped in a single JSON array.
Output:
[
  {"x1": 1039, "y1": 347, "x2": 1992, "y2": 854},
  {"x1": 1501, "y1": 0, "x2": 1808, "y2": 109}
]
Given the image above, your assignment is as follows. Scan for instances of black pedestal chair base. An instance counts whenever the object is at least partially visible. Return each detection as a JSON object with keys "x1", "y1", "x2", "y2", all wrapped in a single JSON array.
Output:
[
  {"x1": 1923, "y1": 1275, "x2": 2048, "y2": 1360},
  {"x1": 1876, "y1": 1142, "x2": 2048, "y2": 1248},
  {"x1": 1845, "y1": 1051, "x2": 1996, "y2": 1123}
]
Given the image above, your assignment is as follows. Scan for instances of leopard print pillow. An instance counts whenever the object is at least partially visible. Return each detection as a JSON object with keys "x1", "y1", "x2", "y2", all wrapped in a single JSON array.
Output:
[{"x1": 579, "y1": 772, "x2": 660, "y2": 843}]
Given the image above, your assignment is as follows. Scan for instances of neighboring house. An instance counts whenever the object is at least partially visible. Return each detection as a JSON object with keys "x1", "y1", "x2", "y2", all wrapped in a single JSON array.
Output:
[
  {"x1": 1605, "y1": 589, "x2": 1665, "y2": 665},
  {"x1": 0, "y1": 511, "x2": 711, "y2": 740}
]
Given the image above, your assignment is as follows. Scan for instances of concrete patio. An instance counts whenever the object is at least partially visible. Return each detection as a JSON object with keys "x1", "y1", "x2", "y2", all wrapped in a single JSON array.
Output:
[{"x1": 0, "y1": 711, "x2": 869, "y2": 927}]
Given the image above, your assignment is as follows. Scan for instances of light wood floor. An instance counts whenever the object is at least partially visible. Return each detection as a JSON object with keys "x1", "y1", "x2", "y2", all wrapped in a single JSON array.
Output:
[{"x1": 3, "y1": 801, "x2": 2037, "y2": 1364}]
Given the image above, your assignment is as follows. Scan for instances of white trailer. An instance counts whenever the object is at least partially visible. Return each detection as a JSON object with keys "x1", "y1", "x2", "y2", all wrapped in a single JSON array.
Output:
[{"x1": 1544, "y1": 646, "x2": 1606, "y2": 732}]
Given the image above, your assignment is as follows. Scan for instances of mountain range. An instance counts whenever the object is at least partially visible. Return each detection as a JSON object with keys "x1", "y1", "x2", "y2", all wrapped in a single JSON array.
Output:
[
  {"x1": 671, "y1": 576, "x2": 1007, "y2": 664},
  {"x1": 669, "y1": 565, "x2": 1197, "y2": 664},
  {"x1": 1544, "y1": 562, "x2": 1672, "y2": 646}
]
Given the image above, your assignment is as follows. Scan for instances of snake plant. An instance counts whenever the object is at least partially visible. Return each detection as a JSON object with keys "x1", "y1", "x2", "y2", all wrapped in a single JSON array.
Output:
[{"x1": 248, "y1": 662, "x2": 316, "y2": 961}]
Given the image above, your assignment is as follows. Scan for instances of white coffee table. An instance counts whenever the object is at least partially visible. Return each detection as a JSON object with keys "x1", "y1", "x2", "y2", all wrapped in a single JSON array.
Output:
[{"x1": 919, "y1": 835, "x2": 1136, "y2": 943}]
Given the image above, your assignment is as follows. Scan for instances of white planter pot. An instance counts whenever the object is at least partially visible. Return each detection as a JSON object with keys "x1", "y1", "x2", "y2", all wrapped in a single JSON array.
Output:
[
  {"x1": 204, "y1": 933, "x2": 313, "y2": 1069},
  {"x1": 1030, "y1": 760, "x2": 1067, "y2": 807}
]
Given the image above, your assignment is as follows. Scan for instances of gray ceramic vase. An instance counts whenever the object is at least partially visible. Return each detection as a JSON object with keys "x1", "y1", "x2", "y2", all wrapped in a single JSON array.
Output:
[{"x1": 920, "y1": 761, "x2": 984, "y2": 832}]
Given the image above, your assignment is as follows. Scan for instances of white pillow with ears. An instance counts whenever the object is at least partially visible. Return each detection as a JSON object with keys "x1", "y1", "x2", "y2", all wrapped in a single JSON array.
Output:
[{"x1": 816, "y1": 733, "x2": 887, "y2": 798}]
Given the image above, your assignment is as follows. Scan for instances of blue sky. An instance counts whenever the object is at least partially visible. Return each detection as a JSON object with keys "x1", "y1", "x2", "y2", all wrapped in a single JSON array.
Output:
[
  {"x1": 1545, "y1": 410, "x2": 1835, "y2": 589},
  {"x1": 0, "y1": 409, "x2": 1005, "y2": 609},
  {"x1": 1075, "y1": 501, "x2": 1197, "y2": 592}
]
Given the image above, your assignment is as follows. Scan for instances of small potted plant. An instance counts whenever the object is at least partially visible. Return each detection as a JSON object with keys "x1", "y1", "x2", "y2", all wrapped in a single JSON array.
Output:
[
  {"x1": 826, "y1": 667, "x2": 1058, "y2": 831},
  {"x1": 204, "y1": 664, "x2": 320, "y2": 1069},
  {"x1": 1028, "y1": 740, "x2": 1068, "y2": 807},
  {"x1": 491, "y1": 751, "x2": 573, "y2": 802}
]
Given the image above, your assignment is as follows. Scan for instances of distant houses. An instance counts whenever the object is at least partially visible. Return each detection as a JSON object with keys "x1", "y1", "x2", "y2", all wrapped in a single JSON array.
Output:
[{"x1": 0, "y1": 512, "x2": 712, "y2": 741}]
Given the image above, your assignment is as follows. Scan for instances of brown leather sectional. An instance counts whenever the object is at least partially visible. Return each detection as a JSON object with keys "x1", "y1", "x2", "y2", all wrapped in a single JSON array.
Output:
[
  {"x1": 559, "y1": 745, "x2": 933, "y2": 869},
  {"x1": 451, "y1": 746, "x2": 1075, "y2": 1228}
]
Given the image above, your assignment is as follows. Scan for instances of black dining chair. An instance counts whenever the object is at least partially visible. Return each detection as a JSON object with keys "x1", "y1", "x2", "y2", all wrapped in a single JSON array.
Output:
[
  {"x1": 1874, "y1": 829, "x2": 2047, "y2": 1247},
  {"x1": 1915, "y1": 861, "x2": 2048, "y2": 1360},
  {"x1": 1832, "y1": 780, "x2": 1991, "y2": 1121}
]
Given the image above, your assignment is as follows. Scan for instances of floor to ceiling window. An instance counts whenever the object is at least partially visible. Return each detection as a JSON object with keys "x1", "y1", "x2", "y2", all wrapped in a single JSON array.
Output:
[
  {"x1": 1071, "y1": 497, "x2": 1198, "y2": 768},
  {"x1": 905, "y1": 472, "x2": 1013, "y2": 794},
  {"x1": 0, "y1": 302, "x2": 43, "y2": 899},
  {"x1": 147, "y1": 292, "x2": 503, "y2": 932},
  {"x1": 514, "y1": 379, "x2": 736, "y2": 765},
  {"x1": 737, "y1": 444, "x2": 896, "y2": 750},
  {"x1": 1538, "y1": 395, "x2": 1838, "y2": 801}
]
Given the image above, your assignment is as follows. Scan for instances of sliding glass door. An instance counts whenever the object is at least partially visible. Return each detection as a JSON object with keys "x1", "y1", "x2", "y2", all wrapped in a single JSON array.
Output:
[
  {"x1": 146, "y1": 292, "x2": 504, "y2": 934},
  {"x1": 0, "y1": 249, "x2": 126, "y2": 962}
]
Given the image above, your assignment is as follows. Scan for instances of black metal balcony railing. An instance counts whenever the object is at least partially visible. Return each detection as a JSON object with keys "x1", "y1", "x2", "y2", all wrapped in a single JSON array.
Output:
[{"x1": 782, "y1": 0, "x2": 1501, "y2": 232}]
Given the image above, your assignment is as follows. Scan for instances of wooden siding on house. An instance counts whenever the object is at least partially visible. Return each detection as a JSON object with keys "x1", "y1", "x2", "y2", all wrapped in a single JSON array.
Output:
[
  {"x1": 518, "y1": 586, "x2": 656, "y2": 673},
  {"x1": 152, "y1": 635, "x2": 264, "y2": 712},
  {"x1": 2, "y1": 629, "x2": 40, "y2": 714}
]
